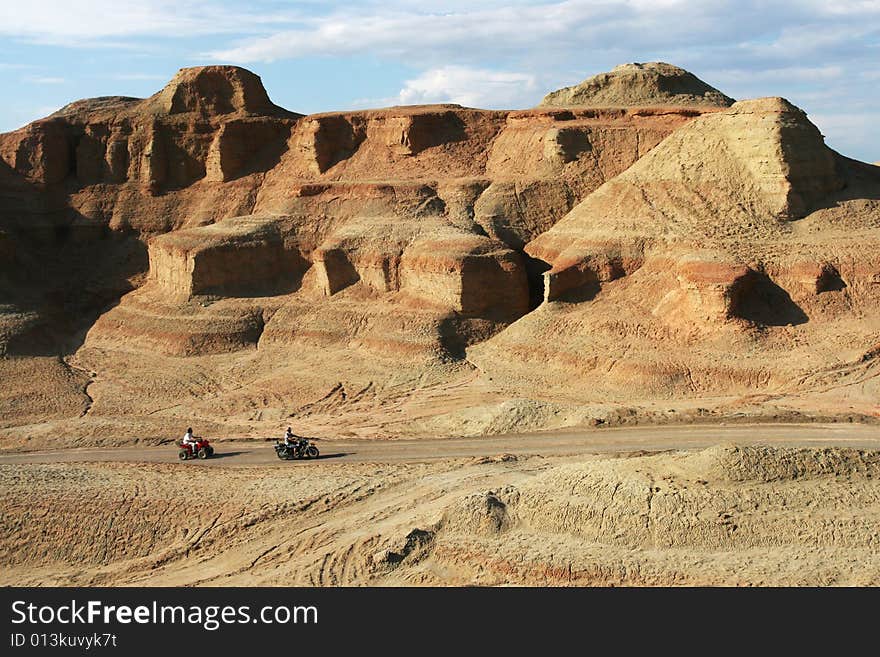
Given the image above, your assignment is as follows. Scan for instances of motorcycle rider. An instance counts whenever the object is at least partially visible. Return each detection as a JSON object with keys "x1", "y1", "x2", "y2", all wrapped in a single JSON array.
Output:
[
  {"x1": 182, "y1": 427, "x2": 198, "y2": 456},
  {"x1": 282, "y1": 427, "x2": 297, "y2": 457}
]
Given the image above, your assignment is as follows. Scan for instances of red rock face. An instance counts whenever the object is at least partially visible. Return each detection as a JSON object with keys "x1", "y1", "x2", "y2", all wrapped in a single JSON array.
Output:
[
  {"x1": 1, "y1": 64, "x2": 878, "y2": 442},
  {"x1": 0, "y1": 119, "x2": 72, "y2": 184},
  {"x1": 148, "y1": 217, "x2": 308, "y2": 300},
  {"x1": 157, "y1": 66, "x2": 277, "y2": 116},
  {"x1": 205, "y1": 118, "x2": 292, "y2": 182}
]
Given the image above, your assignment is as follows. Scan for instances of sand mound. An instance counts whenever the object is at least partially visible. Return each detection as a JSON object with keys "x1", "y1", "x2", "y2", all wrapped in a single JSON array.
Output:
[
  {"x1": 463, "y1": 444, "x2": 880, "y2": 552},
  {"x1": 540, "y1": 62, "x2": 734, "y2": 108},
  {"x1": 441, "y1": 486, "x2": 519, "y2": 535},
  {"x1": 422, "y1": 445, "x2": 880, "y2": 585},
  {"x1": 689, "y1": 444, "x2": 880, "y2": 482}
]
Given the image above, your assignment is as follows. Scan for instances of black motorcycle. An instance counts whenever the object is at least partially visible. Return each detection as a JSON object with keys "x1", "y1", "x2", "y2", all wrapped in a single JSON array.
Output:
[{"x1": 274, "y1": 437, "x2": 320, "y2": 460}]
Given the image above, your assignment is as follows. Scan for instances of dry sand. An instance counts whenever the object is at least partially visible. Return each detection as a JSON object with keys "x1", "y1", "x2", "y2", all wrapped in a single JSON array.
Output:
[{"x1": 2, "y1": 425, "x2": 878, "y2": 586}]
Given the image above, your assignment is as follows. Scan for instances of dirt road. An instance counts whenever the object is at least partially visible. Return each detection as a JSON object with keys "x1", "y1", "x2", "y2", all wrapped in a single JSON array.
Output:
[{"x1": 2, "y1": 423, "x2": 878, "y2": 466}]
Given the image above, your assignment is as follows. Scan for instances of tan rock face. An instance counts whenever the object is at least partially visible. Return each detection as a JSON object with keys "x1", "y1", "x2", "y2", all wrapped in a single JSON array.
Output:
[
  {"x1": 1, "y1": 63, "x2": 878, "y2": 442},
  {"x1": 471, "y1": 96, "x2": 879, "y2": 405},
  {"x1": 540, "y1": 62, "x2": 734, "y2": 108},
  {"x1": 399, "y1": 235, "x2": 529, "y2": 319},
  {"x1": 309, "y1": 214, "x2": 529, "y2": 321},
  {"x1": 527, "y1": 97, "x2": 846, "y2": 302},
  {"x1": 148, "y1": 217, "x2": 307, "y2": 300},
  {"x1": 723, "y1": 98, "x2": 843, "y2": 217}
]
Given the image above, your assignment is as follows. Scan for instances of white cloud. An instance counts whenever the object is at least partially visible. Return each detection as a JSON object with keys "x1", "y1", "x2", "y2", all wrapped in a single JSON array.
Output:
[
  {"x1": 112, "y1": 73, "x2": 169, "y2": 81},
  {"x1": 206, "y1": 2, "x2": 639, "y2": 63},
  {"x1": 742, "y1": 23, "x2": 877, "y2": 62},
  {"x1": 397, "y1": 66, "x2": 537, "y2": 109},
  {"x1": 24, "y1": 76, "x2": 66, "y2": 84},
  {"x1": 812, "y1": 112, "x2": 878, "y2": 132},
  {"x1": 0, "y1": 1, "x2": 301, "y2": 45},
  {"x1": 706, "y1": 65, "x2": 847, "y2": 88},
  {"x1": 0, "y1": 105, "x2": 65, "y2": 132},
  {"x1": 810, "y1": 1, "x2": 880, "y2": 16},
  {"x1": 811, "y1": 111, "x2": 880, "y2": 160}
]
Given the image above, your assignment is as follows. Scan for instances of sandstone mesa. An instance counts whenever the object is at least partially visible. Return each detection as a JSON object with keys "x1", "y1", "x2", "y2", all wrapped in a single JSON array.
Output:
[{"x1": 1, "y1": 62, "x2": 879, "y2": 447}]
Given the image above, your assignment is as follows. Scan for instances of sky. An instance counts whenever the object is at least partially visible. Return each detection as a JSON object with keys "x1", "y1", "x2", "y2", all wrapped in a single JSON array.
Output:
[{"x1": 0, "y1": 1, "x2": 877, "y2": 162}]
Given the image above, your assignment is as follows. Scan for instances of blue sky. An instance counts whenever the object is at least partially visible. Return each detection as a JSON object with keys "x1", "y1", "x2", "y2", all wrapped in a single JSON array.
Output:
[{"x1": 0, "y1": 1, "x2": 877, "y2": 162}]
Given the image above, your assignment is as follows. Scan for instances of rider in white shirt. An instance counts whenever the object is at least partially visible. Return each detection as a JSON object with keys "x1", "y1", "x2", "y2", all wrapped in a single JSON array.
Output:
[{"x1": 182, "y1": 427, "x2": 198, "y2": 454}]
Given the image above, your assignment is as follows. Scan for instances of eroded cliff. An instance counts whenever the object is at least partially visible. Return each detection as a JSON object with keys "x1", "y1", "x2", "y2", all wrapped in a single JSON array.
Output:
[{"x1": 0, "y1": 63, "x2": 877, "y2": 446}]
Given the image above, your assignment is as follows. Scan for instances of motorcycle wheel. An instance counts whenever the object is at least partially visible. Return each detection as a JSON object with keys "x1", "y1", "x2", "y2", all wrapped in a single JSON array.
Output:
[
  {"x1": 307, "y1": 445, "x2": 319, "y2": 459},
  {"x1": 178, "y1": 449, "x2": 188, "y2": 461},
  {"x1": 206, "y1": 447, "x2": 214, "y2": 457},
  {"x1": 198, "y1": 448, "x2": 208, "y2": 460}
]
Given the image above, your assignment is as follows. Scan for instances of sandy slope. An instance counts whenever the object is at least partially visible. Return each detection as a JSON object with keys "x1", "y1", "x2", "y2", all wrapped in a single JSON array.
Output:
[{"x1": 2, "y1": 425, "x2": 878, "y2": 587}]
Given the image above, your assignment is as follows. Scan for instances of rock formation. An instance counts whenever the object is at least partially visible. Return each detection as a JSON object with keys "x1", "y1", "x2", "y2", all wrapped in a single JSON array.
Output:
[
  {"x1": 540, "y1": 62, "x2": 734, "y2": 108},
  {"x1": 0, "y1": 64, "x2": 877, "y2": 445},
  {"x1": 470, "y1": 97, "x2": 879, "y2": 407}
]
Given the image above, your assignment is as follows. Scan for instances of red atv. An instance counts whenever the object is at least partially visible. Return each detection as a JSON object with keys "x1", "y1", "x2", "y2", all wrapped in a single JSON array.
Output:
[{"x1": 177, "y1": 437, "x2": 214, "y2": 461}]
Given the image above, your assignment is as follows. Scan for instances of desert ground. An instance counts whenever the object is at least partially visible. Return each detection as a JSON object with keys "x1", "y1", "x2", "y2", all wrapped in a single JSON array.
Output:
[{"x1": 2, "y1": 424, "x2": 879, "y2": 586}]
